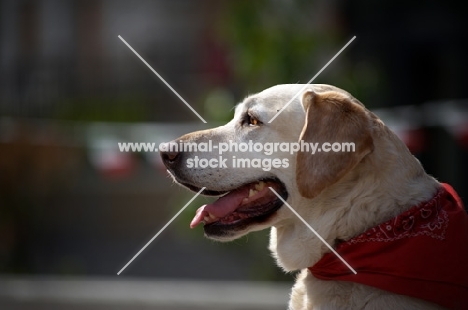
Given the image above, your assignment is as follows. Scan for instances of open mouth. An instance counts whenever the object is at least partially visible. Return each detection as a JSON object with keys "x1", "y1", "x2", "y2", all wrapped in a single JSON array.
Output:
[{"x1": 189, "y1": 178, "x2": 288, "y2": 236}]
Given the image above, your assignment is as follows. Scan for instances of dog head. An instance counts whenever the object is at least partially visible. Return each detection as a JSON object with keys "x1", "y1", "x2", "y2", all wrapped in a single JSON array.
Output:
[{"x1": 160, "y1": 84, "x2": 375, "y2": 241}]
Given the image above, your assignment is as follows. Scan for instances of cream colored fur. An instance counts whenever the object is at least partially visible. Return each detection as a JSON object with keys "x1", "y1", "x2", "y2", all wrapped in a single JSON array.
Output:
[{"x1": 165, "y1": 84, "x2": 445, "y2": 309}]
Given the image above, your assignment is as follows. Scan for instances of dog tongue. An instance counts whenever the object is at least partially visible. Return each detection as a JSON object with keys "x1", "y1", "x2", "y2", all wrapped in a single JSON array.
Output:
[{"x1": 190, "y1": 186, "x2": 249, "y2": 228}]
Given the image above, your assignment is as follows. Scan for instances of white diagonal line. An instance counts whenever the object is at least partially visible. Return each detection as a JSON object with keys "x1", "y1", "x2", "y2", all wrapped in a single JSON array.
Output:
[
  {"x1": 268, "y1": 187, "x2": 357, "y2": 274},
  {"x1": 118, "y1": 35, "x2": 207, "y2": 123},
  {"x1": 117, "y1": 187, "x2": 206, "y2": 275},
  {"x1": 268, "y1": 36, "x2": 356, "y2": 123}
]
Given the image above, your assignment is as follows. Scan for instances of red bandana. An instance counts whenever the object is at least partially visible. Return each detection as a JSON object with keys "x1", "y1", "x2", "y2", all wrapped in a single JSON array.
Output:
[{"x1": 309, "y1": 183, "x2": 468, "y2": 309}]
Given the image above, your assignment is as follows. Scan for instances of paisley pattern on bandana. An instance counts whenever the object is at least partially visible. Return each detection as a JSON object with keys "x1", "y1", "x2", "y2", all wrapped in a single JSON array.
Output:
[{"x1": 348, "y1": 189, "x2": 449, "y2": 244}]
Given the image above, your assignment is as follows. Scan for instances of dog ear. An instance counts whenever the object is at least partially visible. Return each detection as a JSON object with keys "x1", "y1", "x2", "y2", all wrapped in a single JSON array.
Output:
[{"x1": 296, "y1": 90, "x2": 374, "y2": 199}]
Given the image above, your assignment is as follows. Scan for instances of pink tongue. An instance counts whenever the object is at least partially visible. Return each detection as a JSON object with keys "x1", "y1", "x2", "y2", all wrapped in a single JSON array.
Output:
[{"x1": 190, "y1": 187, "x2": 249, "y2": 228}]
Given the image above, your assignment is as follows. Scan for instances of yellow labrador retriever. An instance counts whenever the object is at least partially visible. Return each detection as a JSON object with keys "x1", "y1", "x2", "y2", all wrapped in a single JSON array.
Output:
[{"x1": 160, "y1": 84, "x2": 468, "y2": 309}]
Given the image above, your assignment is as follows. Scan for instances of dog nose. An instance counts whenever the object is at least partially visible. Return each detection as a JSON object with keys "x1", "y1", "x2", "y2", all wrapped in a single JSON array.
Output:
[
  {"x1": 160, "y1": 142, "x2": 181, "y2": 168},
  {"x1": 162, "y1": 151, "x2": 178, "y2": 161}
]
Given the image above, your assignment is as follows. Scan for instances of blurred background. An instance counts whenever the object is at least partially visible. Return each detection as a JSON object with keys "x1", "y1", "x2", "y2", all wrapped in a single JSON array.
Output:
[{"x1": 1, "y1": 0, "x2": 467, "y2": 309}]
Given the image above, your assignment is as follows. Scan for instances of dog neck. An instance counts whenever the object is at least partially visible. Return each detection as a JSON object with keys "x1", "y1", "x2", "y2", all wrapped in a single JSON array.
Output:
[{"x1": 270, "y1": 128, "x2": 440, "y2": 272}]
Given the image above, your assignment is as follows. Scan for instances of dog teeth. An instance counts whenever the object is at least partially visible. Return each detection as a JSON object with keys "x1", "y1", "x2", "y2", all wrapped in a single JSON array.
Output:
[
  {"x1": 203, "y1": 213, "x2": 218, "y2": 224},
  {"x1": 242, "y1": 198, "x2": 249, "y2": 204},
  {"x1": 249, "y1": 189, "x2": 258, "y2": 197},
  {"x1": 255, "y1": 181, "x2": 265, "y2": 191}
]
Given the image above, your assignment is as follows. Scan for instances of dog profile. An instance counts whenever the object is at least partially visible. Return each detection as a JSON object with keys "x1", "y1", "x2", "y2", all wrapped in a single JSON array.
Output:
[{"x1": 160, "y1": 84, "x2": 468, "y2": 309}]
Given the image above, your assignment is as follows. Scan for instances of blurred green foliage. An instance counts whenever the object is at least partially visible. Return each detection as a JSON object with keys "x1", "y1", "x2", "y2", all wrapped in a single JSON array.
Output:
[
  {"x1": 218, "y1": 1, "x2": 324, "y2": 91},
  {"x1": 216, "y1": 0, "x2": 383, "y2": 108}
]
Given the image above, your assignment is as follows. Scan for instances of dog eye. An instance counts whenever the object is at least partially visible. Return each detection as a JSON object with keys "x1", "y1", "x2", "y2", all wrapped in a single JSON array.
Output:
[{"x1": 247, "y1": 114, "x2": 262, "y2": 126}]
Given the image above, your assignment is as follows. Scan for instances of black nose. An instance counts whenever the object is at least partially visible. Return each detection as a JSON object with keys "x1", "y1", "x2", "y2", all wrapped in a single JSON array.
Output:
[{"x1": 160, "y1": 142, "x2": 181, "y2": 168}]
